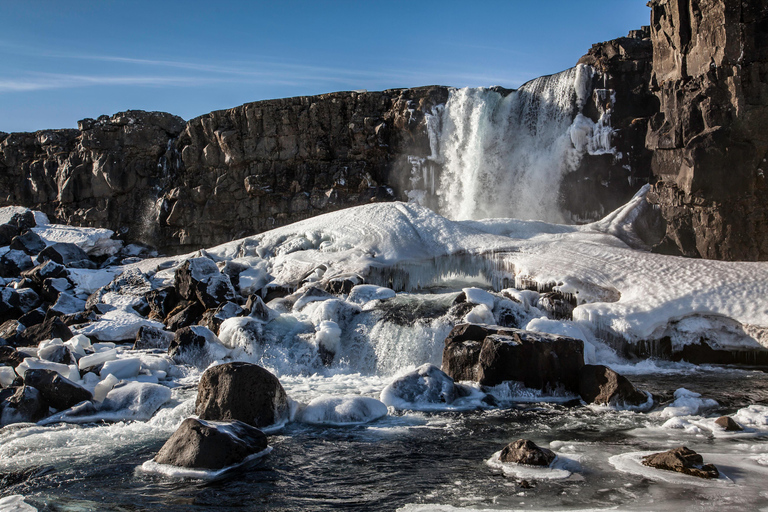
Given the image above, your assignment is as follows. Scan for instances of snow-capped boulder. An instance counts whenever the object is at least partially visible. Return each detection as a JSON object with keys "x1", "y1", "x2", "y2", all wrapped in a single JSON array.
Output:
[
  {"x1": 196, "y1": 362, "x2": 289, "y2": 428},
  {"x1": 23, "y1": 368, "x2": 92, "y2": 411},
  {"x1": 346, "y1": 284, "x2": 395, "y2": 305},
  {"x1": 0, "y1": 385, "x2": 48, "y2": 425},
  {"x1": 20, "y1": 260, "x2": 66, "y2": 285},
  {"x1": 199, "y1": 301, "x2": 247, "y2": 335},
  {"x1": 0, "y1": 250, "x2": 33, "y2": 278},
  {"x1": 6, "y1": 317, "x2": 73, "y2": 347},
  {"x1": 38, "y1": 344, "x2": 74, "y2": 365},
  {"x1": 380, "y1": 364, "x2": 460, "y2": 409},
  {"x1": 0, "y1": 288, "x2": 22, "y2": 323},
  {"x1": 153, "y1": 418, "x2": 269, "y2": 470},
  {"x1": 298, "y1": 395, "x2": 388, "y2": 425},
  {"x1": 168, "y1": 325, "x2": 227, "y2": 365},
  {"x1": 10, "y1": 231, "x2": 46, "y2": 256},
  {"x1": 175, "y1": 257, "x2": 237, "y2": 308},
  {"x1": 578, "y1": 364, "x2": 648, "y2": 407},
  {"x1": 37, "y1": 242, "x2": 89, "y2": 266}
]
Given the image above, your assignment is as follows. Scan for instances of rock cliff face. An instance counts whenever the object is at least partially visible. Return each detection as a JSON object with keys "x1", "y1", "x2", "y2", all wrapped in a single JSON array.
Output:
[
  {"x1": 645, "y1": 0, "x2": 768, "y2": 260},
  {"x1": 0, "y1": 88, "x2": 448, "y2": 253}
]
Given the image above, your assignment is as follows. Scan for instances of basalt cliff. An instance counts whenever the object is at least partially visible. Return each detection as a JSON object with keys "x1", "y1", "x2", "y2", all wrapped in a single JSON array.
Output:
[{"x1": 1, "y1": 0, "x2": 766, "y2": 260}]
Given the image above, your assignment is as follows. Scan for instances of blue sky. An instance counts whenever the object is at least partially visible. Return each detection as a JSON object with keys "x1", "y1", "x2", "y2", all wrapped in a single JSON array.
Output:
[{"x1": 1, "y1": 1, "x2": 650, "y2": 133}]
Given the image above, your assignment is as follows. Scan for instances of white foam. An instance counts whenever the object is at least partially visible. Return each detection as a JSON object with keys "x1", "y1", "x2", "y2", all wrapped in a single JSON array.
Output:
[{"x1": 138, "y1": 446, "x2": 272, "y2": 480}]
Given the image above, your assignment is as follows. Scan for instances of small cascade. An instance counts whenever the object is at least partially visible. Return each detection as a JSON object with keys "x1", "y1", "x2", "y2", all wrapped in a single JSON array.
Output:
[{"x1": 412, "y1": 64, "x2": 617, "y2": 223}]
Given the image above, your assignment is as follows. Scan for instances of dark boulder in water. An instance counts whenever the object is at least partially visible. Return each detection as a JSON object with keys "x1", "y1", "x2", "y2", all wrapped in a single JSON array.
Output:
[
  {"x1": 23, "y1": 369, "x2": 92, "y2": 411},
  {"x1": 578, "y1": 364, "x2": 647, "y2": 407},
  {"x1": 642, "y1": 446, "x2": 719, "y2": 479},
  {"x1": 196, "y1": 362, "x2": 289, "y2": 428},
  {"x1": 442, "y1": 324, "x2": 584, "y2": 393},
  {"x1": 154, "y1": 417, "x2": 269, "y2": 470},
  {"x1": 380, "y1": 363, "x2": 460, "y2": 407},
  {"x1": 500, "y1": 439, "x2": 556, "y2": 467}
]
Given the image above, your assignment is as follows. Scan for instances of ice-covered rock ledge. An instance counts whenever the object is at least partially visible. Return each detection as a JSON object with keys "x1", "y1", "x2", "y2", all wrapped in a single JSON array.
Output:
[{"x1": 124, "y1": 186, "x2": 768, "y2": 363}]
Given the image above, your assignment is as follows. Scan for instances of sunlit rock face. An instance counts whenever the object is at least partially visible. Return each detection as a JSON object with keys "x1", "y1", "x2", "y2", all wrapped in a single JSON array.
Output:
[{"x1": 645, "y1": 0, "x2": 768, "y2": 260}]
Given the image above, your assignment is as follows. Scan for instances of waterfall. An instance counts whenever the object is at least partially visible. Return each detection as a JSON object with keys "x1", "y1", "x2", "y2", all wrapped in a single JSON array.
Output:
[{"x1": 413, "y1": 64, "x2": 613, "y2": 223}]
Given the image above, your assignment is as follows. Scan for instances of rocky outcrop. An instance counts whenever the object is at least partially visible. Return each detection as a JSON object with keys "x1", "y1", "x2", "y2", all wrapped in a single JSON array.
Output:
[
  {"x1": 642, "y1": 446, "x2": 719, "y2": 479},
  {"x1": 499, "y1": 439, "x2": 556, "y2": 466},
  {"x1": 0, "y1": 89, "x2": 447, "y2": 254},
  {"x1": 645, "y1": 0, "x2": 768, "y2": 260},
  {"x1": 578, "y1": 364, "x2": 648, "y2": 407}
]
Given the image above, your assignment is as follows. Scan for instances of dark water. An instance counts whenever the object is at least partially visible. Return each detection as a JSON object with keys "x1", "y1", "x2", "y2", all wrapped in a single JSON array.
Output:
[{"x1": 5, "y1": 366, "x2": 768, "y2": 512}]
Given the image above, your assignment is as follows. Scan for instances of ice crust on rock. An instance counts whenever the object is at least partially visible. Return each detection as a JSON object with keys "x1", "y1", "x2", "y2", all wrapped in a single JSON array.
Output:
[{"x1": 297, "y1": 395, "x2": 388, "y2": 425}]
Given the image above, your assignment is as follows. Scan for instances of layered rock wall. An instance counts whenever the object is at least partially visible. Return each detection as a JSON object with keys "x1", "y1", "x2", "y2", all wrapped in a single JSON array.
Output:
[{"x1": 645, "y1": 0, "x2": 768, "y2": 259}]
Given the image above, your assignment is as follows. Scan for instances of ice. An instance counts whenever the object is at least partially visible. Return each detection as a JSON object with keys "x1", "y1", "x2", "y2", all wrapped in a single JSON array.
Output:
[
  {"x1": 733, "y1": 405, "x2": 768, "y2": 427},
  {"x1": 314, "y1": 320, "x2": 341, "y2": 354},
  {"x1": 31, "y1": 224, "x2": 121, "y2": 256},
  {"x1": 297, "y1": 395, "x2": 388, "y2": 425},
  {"x1": 608, "y1": 451, "x2": 734, "y2": 487},
  {"x1": 652, "y1": 388, "x2": 719, "y2": 419},
  {"x1": 15, "y1": 358, "x2": 78, "y2": 381},
  {"x1": 93, "y1": 373, "x2": 119, "y2": 402},
  {"x1": 76, "y1": 308, "x2": 164, "y2": 342},
  {"x1": 462, "y1": 287, "x2": 495, "y2": 309},
  {"x1": 39, "y1": 381, "x2": 171, "y2": 424},
  {"x1": 78, "y1": 349, "x2": 118, "y2": 370},
  {"x1": 50, "y1": 293, "x2": 85, "y2": 315},
  {"x1": 138, "y1": 447, "x2": 272, "y2": 481},
  {"x1": 0, "y1": 495, "x2": 37, "y2": 512},
  {"x1": 346, "y1": 284, "x2": 396, "y2": 305},
  {"x1": 463, "y1": 304, "x2": 495, "y2": 324},
  {"x1": 100, "y1": 358, "x2": 141, "y2": 379},
  {"x1": 0, "y1": 206, "x2": 33, "y2": 225},
  {"x1": 0, "y1": 367, "x2": 17, "y2": 388},
  {"x1": 485, "y1": 449, "x2": 578, "y2": 480},
  {"x1": 217, "y1": 317, "x2": 261, "y2": 353},
  {"x1": 380, "y1": 364, "x2": 460, "y2": 410}
]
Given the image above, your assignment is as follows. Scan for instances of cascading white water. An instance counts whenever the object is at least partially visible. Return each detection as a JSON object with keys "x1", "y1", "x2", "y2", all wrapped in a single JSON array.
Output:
[{"x1": 419, "y1": 64, "x2": 613, "y2": 222}]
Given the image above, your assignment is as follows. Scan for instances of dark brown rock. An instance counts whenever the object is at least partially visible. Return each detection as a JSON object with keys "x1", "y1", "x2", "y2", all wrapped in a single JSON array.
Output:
[
  {"x1": 442, "y1": 324, "x2": 585, "y2": 393},
  {"x1": 6, "y1": 316, "x2": 73, "y2": 347},
  {"x1": 645, "y1": 0, "x2": 768, "y2": 260},
  {"x1": 642, "y1": 446, "x2": 719, "y2": 479},
  {"x1": 145, "y1": 286, "x2": 178, "y2": 321},
  {"x1": 500, "y1": 439, "x2": 556, "y2": 467},
  {"x1": 168, "y1": 325, "x2": 211, "y2": 361},
  {"x1": 196, "y1": 362, "x2": 288, "y2": 428},
  {"x1": 23, "y1": 369, "x2": 92, "y2": 411},
  {"x1": 153, "y1": 418, "x2": 268, "y2": 469},
  {"x1": 714, "y1": 415, "x2": 743, "y2": 431},
  {"x1": 578, "y1": 364, "x2": 648, "y2": 407},
  {"x1": 537, "y1": 291, "x2": 576, "y2": 320},
  {"x1": 164, "y1": 301, "x2": 205, "y2": 331},
  {"x1": 134, "y1": 325, "x2": 173, "y2": 350},
  {"x1": 0, "y1": 346, "x2": 24, "y2": 367}
]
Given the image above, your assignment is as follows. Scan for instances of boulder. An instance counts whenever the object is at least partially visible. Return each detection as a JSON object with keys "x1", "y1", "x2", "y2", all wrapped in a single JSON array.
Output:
[
  {"x1": 6, "y1": 317, "x2": 73, "y2": 347},
  {"x1": 168, "y1": 325, "x2": 209, "y2": 360},
  {"x1": 0, "y1": 320, "x2": 21, "y2": 341},
  {"x1": 0, "y1": 250, "x2": 33, "y2": 277},
  {"x1": 244, "y1": 295, "x2": 272, "y2": 322},
  {"x1": 15, "y1": 288, "x2": 41, "y2": 314},
  {"x1": 20, "y1": 260, "x2": 66, "y2": 286},
  {"x1": 23, "y1": 369, "x2": 92, "y2": 411},
  {"x1": 537, "y1": 291, "x2": 575, "y2": 320},
  {"x1": 199, "y1": 302, "x2": 246, "y2": 335},
  {"x1": 500, "y1": 439, "x2": 556, "y2": 466},
  {"x1": 175, "y1": 258, "x2": 237, "y2": 309},
  {"x1": 0, "y1": 346, "x2": 24, "y2": 368},
  {"x1": 9, "y1": 231, "x2": 46, "y2": 255},
  {"x1": 37, "y1": 243, "x2": 89, "y2": 265},
  {"x1": 0, "y1": 224, "x2": 19, "y2": 246},
  {"x1": 642, "y1": 446, "x2": 719, "y2": 479},
  {"x1": 196, "y1": 362, "x2": 289, "y2": 428},
  {"x1": 17, "y1": 308, "x2": 45, "y2": 329},
  {"x1": 4, "y1": 210, "x2": 36, "y2": 232},
  {"x1": 714, "y1": 416, "x2": 743, "y2": 432},
  {"x1": 442, "y1": 324, "x2": 584, "y2": 392},
  {"x1": 41, "y1": 277, "x2": 71, "y2": 303},
  {"x1": 380, "y1": 363, "x2": 460, "y2": 407},
  {"x1": 0, "y1": 288, "x2": 22, "y2": 323},
  {"x1": 38, "y1": 344, "x2": 74, "y2": 365},
  {"x1": 134, "y1": 325, "x2": 173, "y2": 350},
  {"x1": 153, "y1": 418, "x2": 268, "y2": 469},
  {"x1": 578, "y1": 364, "x2": 647, "y2": 406},
  {"x1": 145, "y1": 286, "x2": 178, "y2": 321},
  {"x1": 0, "y1": 385, "x2": 49, "y2": 425},
  {"x1": 164, "y1": 301, "x2": 205, "y2": 331}
]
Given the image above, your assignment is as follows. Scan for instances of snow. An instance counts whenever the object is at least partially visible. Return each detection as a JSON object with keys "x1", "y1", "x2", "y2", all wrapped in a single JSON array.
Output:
[
  {"x1": 314, "y1": 320, "x2": 341, "y2": 354},
  {"x1": 380, "y1": 364, "x2": 459, "y2": 410},
  {"x1": 0, "y1": 495, "x2": 37, "y2": 512},
  {"x1": 346, "y1": 284, "x2": 396, "y2": 305},
  {"x1": 733, "y1": 405, "x2": 768, "y2": 427},
  {"x1": 100, "y1": 358, "x2": 141, "y2": 380},
  {"x1": 31, "y1": 224, "x2": 121, "y2": 256},
  {"x1": 76, "y1": 308, "x2": 165, "y2": 342},
  {"x1": 67, "y1": 268, "x2": 120, "y2": 295},
  {"x1": 297, "y1": 395, "x2": 388, "y2": 425},
  {"x1": 462, "y1": 287, "x2": 495, "y2": 308},
  {"x1": 0, "y1": 367, "x2": 17, "y2": 388},
  {"x1": 651, "y1": 388, "x2": 719, "y2": 419},
  {"x1": 463, "y1": 304, "x2": 495, "y2": 324}
]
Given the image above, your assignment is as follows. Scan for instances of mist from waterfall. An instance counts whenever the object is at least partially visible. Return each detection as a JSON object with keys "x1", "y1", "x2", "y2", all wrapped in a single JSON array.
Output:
[{"x1": 420, "y1": 64, "x2": 610, "y2": 223}]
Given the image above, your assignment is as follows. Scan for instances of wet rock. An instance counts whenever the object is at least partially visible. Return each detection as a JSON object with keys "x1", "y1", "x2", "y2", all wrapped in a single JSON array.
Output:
[
  {"x1": 500, "y1": 439, "x2": 556, "y2": 467},
  {"x1": 442, "y1": 324, "x2": 585, "y2": 392},
  {"x1": 153, "y1": 418, "x2": 268, "y2": 469},
  {"x1": 0, "y1": 250, "x2": 33, "y2": 278},
  {"x1": 145, "y1": 286, "x2": 179, "y2": 321},
  {"x1": 578, "y1": 364, "x2": 647, "y2": 407},
  {"x1": 134, "y1": 325, "x2": 173, "y2": 350},
  {"x1": 536, "y1": 291, "x2": 575, "y2": 320},
  {"x1": 23, "y1": 369, "x2": 92, "y2": 411},
  {"x1": 164, "y1": 300, "x2": 205, "y2": 331},
  {"x1": 642, "y1": 446, "x2": 719, "y2": 479},
  {"x1": 6, "y1": 316, "x2": 73, "y2": 347},
  {"x1": 0, "y1": 288, "x2": 22, "y2": 323},
  {"x1": 0, "y1": 385, "x2": 49, "y2": 425},
  {"x1": 714, "y1": 416, "x2": 743, "y2": 432},
  {"x1": 37, "y1": 243, "x2": 88, "y2": 265},
  {"x1": 0, "y1": 346, "x2": 24, "y2": 367},
  {"x1": 9, "y1": 231, "x2": 46, "y2": 255},
  {"x1": 196, "y1": 362, "x2": 289, "y2": 428},
  {"x1": 199, "y1": 302, "x2": 246, "y2": 335}
]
